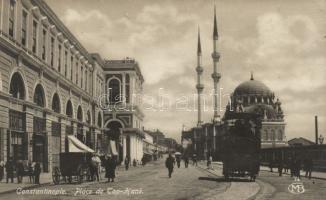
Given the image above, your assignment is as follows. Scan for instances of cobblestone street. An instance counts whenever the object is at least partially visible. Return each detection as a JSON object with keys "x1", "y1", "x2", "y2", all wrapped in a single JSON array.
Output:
[
  {"x1": 1, "y1": 159, "x2": 326, "y2": 200},
  {"x1": 0, "y1": 159, "x2": 230, "y2": 200}
]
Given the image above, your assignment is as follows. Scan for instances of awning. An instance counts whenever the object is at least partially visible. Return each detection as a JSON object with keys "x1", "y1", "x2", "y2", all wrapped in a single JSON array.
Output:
[
  {"x1": 110, "y1": 140, "x2": 118, "y2": 156},
  {"x1": 67, "y1": 135, "x2": 95, "y2": 153}
]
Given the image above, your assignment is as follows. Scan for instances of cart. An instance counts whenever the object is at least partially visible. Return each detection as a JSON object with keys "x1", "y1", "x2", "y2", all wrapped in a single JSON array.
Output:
[{"x1": 52, "y1": 135, "x2": 95, "y2": 184}]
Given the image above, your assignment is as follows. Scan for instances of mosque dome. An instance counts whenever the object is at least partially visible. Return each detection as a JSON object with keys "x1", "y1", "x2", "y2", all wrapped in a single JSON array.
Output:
[{"x1": 233, "y1": 74, "x2": 273, "y2": 97}]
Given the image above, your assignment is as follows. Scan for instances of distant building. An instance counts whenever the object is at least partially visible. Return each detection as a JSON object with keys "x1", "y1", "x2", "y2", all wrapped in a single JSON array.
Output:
[
  {"x1": 164, "y1": 137, "x2": 177, "y2": 152},
  {"x1": 148, "y1": 129, "x2": 166, "y2": 146},
  {"x1": 102, "y1": 58, "x2": 145, "y2": 163},
  {"x1": 288, "y1": 137, "x2": 315, "y2": 147}
]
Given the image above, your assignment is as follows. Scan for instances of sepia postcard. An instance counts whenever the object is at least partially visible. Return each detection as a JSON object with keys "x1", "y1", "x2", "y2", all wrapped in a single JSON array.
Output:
[{"x1": 0, "y1": 0, "x2": 325, "y2": 199}]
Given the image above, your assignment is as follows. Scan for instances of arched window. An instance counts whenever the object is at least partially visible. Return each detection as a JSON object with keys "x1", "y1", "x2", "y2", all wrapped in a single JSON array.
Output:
[
  {"x1": 10, "y1": 72, "x2": 25, "y2": 100},
  {"x1": 277, "y1": 130, "x2": 283, "y2": 141},
  {"x1": 270, "y1": 130, "x2": 275, "y2": 141},
  {"x1": 33, "y1": 84, "x2": 45, "y2": 107},
  {"x1": 262, "y1": 130, "x2": 268, "y2": 141},
  {"x1": 86, "y1": 111, "x2": 91, "y2": 124},
  {"x1": 249, "y1": 96, "x2": 254, "y2": 104},
  {"x1": 66, "y1": 100, "x2": 73, "y2": 118},
  {"x1": 77, "y1": 106, "x2": 83, "y2": 121},
  {"x1": 52, "y1": 93, "x2": 60, "y2": 113},
  {"x1": 97, "y1": 112, "x2": 102, "y2": 128},
  {"x1": 108, "y1": 78, "x2": 121, "y2": 103},
  {"x1": 106, "y1": 121, "x2": 122, "y2": 140}
]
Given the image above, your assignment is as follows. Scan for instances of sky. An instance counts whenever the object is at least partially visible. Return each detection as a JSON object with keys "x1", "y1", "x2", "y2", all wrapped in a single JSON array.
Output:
[{"x1": 45, "y1": 0, "x2": 326, "y2": 142}]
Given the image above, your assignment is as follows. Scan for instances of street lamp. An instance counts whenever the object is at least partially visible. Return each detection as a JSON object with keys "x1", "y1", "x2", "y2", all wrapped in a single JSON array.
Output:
[{"x1": 319, "y1": 134, "x2": 324, "y2": 144}]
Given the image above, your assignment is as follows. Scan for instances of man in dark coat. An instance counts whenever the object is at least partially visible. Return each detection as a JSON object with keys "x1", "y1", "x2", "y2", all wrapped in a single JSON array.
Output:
[
  {"x1": 295, "y1": 159, "x2": 302, "y2": 179},
  {"x1": 124, "y1": 156, "x2": 130, "y2": 171},
  {"x1": 304, "y1": 158, "x2": 313, "y2": 179},
  {"x1": 0, "y1": 161, "x2": 5, "y2": 182},
  {"x1": 16, "y1": 160, "x2": 24, "y2": 183},
  {"x1": 278, "y1": 159, "x2": 283, "y2": 176},
  {"x1": 34, "y1": 162, "x2": 41, "y2": 184},
  {"x1": 184, "y1": 156, "x2": 189, "y2": 168},
  {"x1": 165, "y1": 154, "x2": 175, "y2": 178},
  {"x1": 192, "y1": 154, "x2": 197, "y2": 166},
  {"x1": 5, "y1": 158, "x2": 14, "y2": 183},
  {"x1": 105, "y1": 155, "x2": 117, "y2": 182},
  {"x1": 176, "y1": 156, "x2": 181, "y2": 168}
]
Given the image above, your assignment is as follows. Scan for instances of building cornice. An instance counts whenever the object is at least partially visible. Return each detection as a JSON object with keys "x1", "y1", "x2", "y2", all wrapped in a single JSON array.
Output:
[{"x1": 0, "y1": 34, "x2": 98, "y2": 106}]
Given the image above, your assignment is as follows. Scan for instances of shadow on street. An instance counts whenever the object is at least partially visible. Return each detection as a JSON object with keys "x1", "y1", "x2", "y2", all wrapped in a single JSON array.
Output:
[{"x1": 198, "y1": 177, "x2": 252, "y2": 182}]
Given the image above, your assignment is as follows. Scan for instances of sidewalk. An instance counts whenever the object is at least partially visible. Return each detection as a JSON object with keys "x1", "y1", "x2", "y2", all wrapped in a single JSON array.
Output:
[
  {"x1": 199, "y1": 160, "x2": 326, "y2": 181},
  {"x1": 0, "y1": 161, "x2": 159, "y2": 195},
  {"x1": 0, "y1": 173, "x2": 52, "y2": 195},
  {"x1": 260, "y1": 166, "x2": 326, "y2": 180}
]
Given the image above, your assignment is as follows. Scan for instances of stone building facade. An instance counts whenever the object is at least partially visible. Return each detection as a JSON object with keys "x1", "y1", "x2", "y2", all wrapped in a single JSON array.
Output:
[
  {"x1": 0, "y1": 0, "x2": 155, "y2": 171},
  {"x1": 101, "y1": 58, "x2": 145, "y2": 163}
]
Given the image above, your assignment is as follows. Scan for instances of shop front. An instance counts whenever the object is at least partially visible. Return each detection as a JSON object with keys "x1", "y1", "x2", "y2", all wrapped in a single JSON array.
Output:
[{"x1": 8, "y1": 109, "x2": 27, "y2": 162}]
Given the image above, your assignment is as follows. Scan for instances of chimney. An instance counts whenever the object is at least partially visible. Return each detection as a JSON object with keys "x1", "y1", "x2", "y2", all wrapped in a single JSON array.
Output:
[{"x1": 315, "y1": 116, "x2": 318, "y2": 144}]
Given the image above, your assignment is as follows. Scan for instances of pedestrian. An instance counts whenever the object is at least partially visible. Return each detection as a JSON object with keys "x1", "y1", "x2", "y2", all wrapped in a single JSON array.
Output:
[
  {"x1": 304, "y1": 158, "x2": 313, "y2": 179},
  {"x1": 5, "y1": 158, "x2": 14, "y2": 183},
  {"x1": 278, "y1": 159, "x2": 283, "y2": 176},
  {"x1": 165, "y1": 153, "x2": 175, "y2": 178},
  {"x1": 16, "y1": 160, "x2": 24, "y2": 184},
  {"x1": 295, "y1": 159, "x2": 301, "y2": 179},
  {"x1": 34, "y1": 162, "x2": 41, "y2": 184},
  {"x1": 269, "y1": 159, "x2": 274, "y2": 172},
  {"x1": 124, "y1": 156, "x2": 130, "y2": 170},
  {"x1": 284, "y1": 159, "x2": 289, "y2": 173},
  {"x1": 176, "y1": 156, "x2": 181, "y2": 168},
  {"x1": 91, "y1": 154, "x2": 100, "y2": 181},
  {"x1": 207, "y1": 156, "x2": 213, "y2": 170},
  {"x1": 105, "y1": 155, "x2": 117, "y2": 182},
  {"x1": 141, "y1": 156, "x2": 146, "y2": 166},
  {"x1": 0, "y1": 161, "x2": 4, "y2": 182},
  {"x1": 28, "y1": 161, "x2": 34, "y2": 183},
  {"x1": 184, "y1": 156, "x2": 189, "y2": 168},
  {"x1": 192, "y1": 154, "x2": 197, "y2": 166},
  {"x1": 133, "y1": 159, "x2": 137, "y2": 167},
  {"x1": 95, "y1": 154, "x2": 102, "y2": 181},
  {"x1": 290, "y1": 157, "x2": 295, "y2": 177}
]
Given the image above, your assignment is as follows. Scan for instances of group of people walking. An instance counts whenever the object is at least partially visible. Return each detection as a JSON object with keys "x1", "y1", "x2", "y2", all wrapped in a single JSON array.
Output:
[
  {"x1": 271, "y1": 157, "x2": 314, "y2": 179},
  {"x1": 0, "y1": 158, "x2": 41, "y2": 184},
  {"x1": 165, "y1": 153, "x2": 198, "y2": 178}
]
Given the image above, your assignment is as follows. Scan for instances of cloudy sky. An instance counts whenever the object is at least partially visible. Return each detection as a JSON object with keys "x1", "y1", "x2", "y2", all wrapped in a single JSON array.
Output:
[{"x1": 45, "y1": 0, "x2": 326, "y2": 142}]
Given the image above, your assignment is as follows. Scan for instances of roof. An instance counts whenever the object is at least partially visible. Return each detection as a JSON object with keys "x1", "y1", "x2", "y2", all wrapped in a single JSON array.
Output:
[
  {"x1": 234, "y1": 77, "x2": 273, "y2": 97},
  {"x1": 244, "y1": 104, "x2": 277, "y2": 119},
  {"x1": 91, "y1": 53, "x2": 105, "y2": 67},
  {"x1": 104, "y1": 58, "x2": 144, "y2": 83},
  {"x1": 288, "y1": 137, "x2": 315, "y2": 146}
]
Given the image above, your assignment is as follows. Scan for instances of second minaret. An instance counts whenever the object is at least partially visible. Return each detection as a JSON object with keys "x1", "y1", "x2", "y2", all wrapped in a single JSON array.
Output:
[
  {"x1": 196, "y1": 27, "x2": 204, "y2": 127},
  {"x1": 211, "y1": 6, "x2": 221, "y2": 123}
]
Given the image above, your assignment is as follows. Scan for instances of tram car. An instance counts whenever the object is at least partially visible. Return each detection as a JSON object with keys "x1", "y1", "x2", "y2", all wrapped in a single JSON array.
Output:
[
  {"x1": 260, "y1": 144, "x2": 326, "y2": 172},
  {"x1": 221, "y1": 112, "x2": 261, "y2": 181}
]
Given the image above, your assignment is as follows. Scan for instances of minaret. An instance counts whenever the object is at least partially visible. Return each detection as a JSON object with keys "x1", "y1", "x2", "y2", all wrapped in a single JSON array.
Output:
[
  {"x1": 211, "y1": 5, "x2": 221, "y2": 123},
  {"x1": 196, "y1": 27, "x2": 204, "y2": 127}
]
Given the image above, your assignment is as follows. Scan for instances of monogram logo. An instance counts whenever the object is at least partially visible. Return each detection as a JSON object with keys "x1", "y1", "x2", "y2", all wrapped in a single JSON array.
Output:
[{"x1": 288, "y1": 179, "x2": 305, "y2": 194}]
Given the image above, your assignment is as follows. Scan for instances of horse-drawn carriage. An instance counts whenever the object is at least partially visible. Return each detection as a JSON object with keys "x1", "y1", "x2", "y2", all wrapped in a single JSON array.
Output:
[{"x1": 52, "y1": 135, "x2": 95, "y2": 184}]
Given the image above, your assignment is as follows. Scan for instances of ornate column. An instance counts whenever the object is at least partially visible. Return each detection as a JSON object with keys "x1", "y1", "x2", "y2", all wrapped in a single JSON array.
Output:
[{"x1": 122, "y1": 73, "x2": 126, "y2": 103}]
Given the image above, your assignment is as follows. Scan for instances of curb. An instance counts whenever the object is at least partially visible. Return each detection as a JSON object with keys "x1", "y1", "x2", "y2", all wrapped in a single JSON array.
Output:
[
  {"x1": 260, "y1": 169, "x2": 326, "y2": 181},
  {"x1": 196, "y1": 164, "x2": 221, "y2": 177}
]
